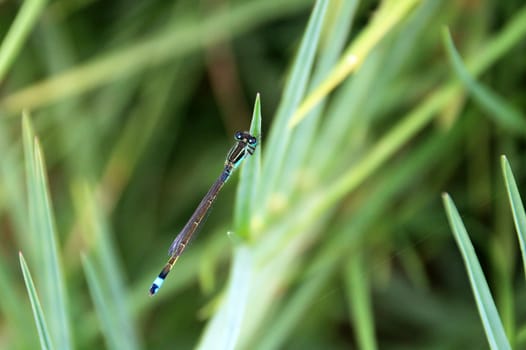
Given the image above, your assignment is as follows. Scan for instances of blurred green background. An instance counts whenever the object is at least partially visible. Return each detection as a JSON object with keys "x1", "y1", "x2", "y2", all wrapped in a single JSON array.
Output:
[{"x1": 1, "y1": 0, "x2": 526, "y2": 349}]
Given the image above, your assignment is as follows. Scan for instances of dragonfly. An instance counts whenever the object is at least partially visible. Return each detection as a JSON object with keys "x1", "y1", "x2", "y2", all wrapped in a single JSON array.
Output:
[{"x1": 149, "y1": 131, "x2": 257, "y2": 296}]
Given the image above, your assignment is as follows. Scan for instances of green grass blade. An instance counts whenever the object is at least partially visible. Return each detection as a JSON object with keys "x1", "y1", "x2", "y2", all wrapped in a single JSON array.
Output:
[
  {"x1": 344, "y1": 252, "x2": 377, "y2": 350},
  {"x1": 258, "y1": 0, "x2": 328, "y2": 212},
  {"x1": 197, "y1": 246, "x2": 252, "y2": 350},
  {"x1": 442, "y1": 193, "x2": 511, "y2": 350},
  {"x1": 0, "y1": 251, "x2": 39, "y2": 349},
  {"x1": 443, "y1": 29, "x2": 526, "y2": 135},
  {"x1": 25, "y1": 133, "x2": 72, "y2": 349},
  {"x1": 22, "y1": 112, "x2": 39, "y2": 257},
  {"x1": 234, "y1": 94, "x2": 262, "y2": 238},
  {"x1": 19, "y1": 252, "x2": 54, "y2": 350},
  {"x1": 0, "y1": 0, "x2": 47, "y2": 81},
  {"x1": 501, "y1": 155, "x2": 526, "y2": 278}
]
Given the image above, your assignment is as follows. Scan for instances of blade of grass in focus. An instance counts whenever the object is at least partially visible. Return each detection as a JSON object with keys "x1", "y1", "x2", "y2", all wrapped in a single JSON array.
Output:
[
  {"x1": 442, "y1": 193, "x2": 511, "y2": 350},
  {"x1": 501, "y1": 156, "x2": 526, "y2": 278},
  {"x1": 22, "y1": 115, "x2": 72, "y2": 350},
  {"x1": 19, "y1": 252, "x2": 54, "y2": 350},
  {"x1": 234, "y1": 93, "x2": 262, "y2": 239}
]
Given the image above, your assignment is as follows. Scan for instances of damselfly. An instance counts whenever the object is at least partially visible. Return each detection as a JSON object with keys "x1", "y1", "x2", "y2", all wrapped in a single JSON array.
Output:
[{"x1": 149, "y1": 131, "x2": 257, "y2": 296}]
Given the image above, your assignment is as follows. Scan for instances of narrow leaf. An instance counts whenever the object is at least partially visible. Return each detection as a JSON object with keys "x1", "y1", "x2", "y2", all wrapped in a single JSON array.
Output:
[
  {"x1": 258, "y1": 0, "x2": 329, "y2": 211},
  {"x1": 344, "y1": 252, "x2": 377, "y2": 350},
  {"x1": 501, "y1": 155, "x2": 526, "y2": 278},
  {"x1": 289, "y1": 0, "x2": 420, "y2": 127},
  {"x1": 22, "y1": 112, "x2": 39, "y2": 258},
  {"x1": 0, "y1": 0, "x2": 48, "y2": 80},
  {"x1": 19, "y1": 252, "x2": 54, "y2": 350},
  {"x1": 234, "y1": 94, "x2": 262, "y2": 238},
  {"x1": 443, "y1": 28, "x2": 526, "y2": 134},
  {"x1": 197, "y1": 246, "x2": 252, "y2": 350},
  {"x1": 29, "y1": 136, "x2": 72, "y2": 349},
  {"x1": 442, "y1": 193, "x2": 511, "y2": 350}
]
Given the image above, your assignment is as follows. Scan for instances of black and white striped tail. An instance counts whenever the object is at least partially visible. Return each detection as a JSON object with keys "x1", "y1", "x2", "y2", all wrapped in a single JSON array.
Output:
[{"x1": 149, "y1": 256, "x2": 178, "y2": 296}]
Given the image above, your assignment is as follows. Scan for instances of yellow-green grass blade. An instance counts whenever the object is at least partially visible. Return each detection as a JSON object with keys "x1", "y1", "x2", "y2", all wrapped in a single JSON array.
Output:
[
  {"x1": 19, "y1": 252, "x2": 54, "y2": 350},
  {"x1": 310, "y1": 0, "x2": 442, "y2": 180},
  {"x1": 289, "y1": 0, "x2": 420, "y2": 127},
  {"x1": 275, "y1": 0, "x2": 359, "y2": 200},
  {"x1": 258, "y1": 0, "x2": 329, "y2": 214},
  {"x1": 443, "y1": 29, "x2": 526, "y2": 135},
  {"x1": 442, "y1": 193, "x2": 511, "y2": 350},
  {"x1": 501, "y1": 155, "x2": 526, "y2": 278},
  {"x1": 23, "y1": 117, "x2": 72, "y2": 349},
  {"x1": 234, "y1": 94, "x2": 262, "y2": 239},
  {"x1": 317, "y1": 4, "x2": 526, "y2": 217},
  {"x1": 0, "y1": 0, "x2": 48, "y2": 81}
]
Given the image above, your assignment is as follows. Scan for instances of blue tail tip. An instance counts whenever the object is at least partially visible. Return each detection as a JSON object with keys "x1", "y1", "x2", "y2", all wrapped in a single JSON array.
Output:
[{"x1": 149, "y1": 284, "x2": 159, "y2": 296}]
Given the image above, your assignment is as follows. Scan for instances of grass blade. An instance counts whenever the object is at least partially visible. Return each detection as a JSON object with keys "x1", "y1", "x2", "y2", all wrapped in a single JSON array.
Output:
[
  {"x1": 501, "y1": 155, "x2": 526, "y2": 278},
  {"x1": 317, "y1": 4, "x2": 526, "y2": 215},
  {"x1": 234, "y1": 94, "x2": 262, "y2": 238},
  {"x1": 344, "y1": 252, "x2": 377, "y2": 350},
  {"x1": 276, "y1": 0, "x2": 359, "y2": 198},
  {"x1": 19, "y1": 252, "x2": 54, "y2": 350},
  {"x1": 442, "y1": 193, "x2": 511, "y2": 350},
  {"x1": 23, "y1": 115, "x2": 72, "y2": 349},
  {"x1": 197, "y1": 246, "x2": 252, "y2": 350},
  {"x1": 289, "y1": 0, "x2": 420, "y2": 127},
  {"x1": 0, "y1": 0, "x2": 47, "y2": 81},
  {"x1": 443, "y1": 28, "x2": 526, "y2": 135},
  {"x1": 22, "y1": 112, "x2": 39, "y2": 257},
  {"x1": 258, "y1": 0, "x2": 328, "y2": 212}
]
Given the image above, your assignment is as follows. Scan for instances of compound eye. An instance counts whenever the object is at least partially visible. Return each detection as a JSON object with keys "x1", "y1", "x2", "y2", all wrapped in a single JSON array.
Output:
[
  {"x1": 234, "y1": 131, "x2": 243, "y2": 140},
  {"x1": 248, "y1": 137, "x2": 257, "y2": 145}
]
